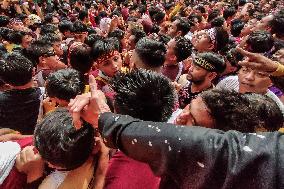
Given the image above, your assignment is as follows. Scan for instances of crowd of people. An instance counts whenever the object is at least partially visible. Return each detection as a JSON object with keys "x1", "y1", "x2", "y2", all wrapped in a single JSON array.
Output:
[{"x1": 0, "y1": 0, "x2": 284, "y2": 188}]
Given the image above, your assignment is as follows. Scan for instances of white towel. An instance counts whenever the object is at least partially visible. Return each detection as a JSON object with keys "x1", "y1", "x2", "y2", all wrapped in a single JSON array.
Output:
[{"x1": 0, "y1": 141, "x2": 21, "y2": 184}]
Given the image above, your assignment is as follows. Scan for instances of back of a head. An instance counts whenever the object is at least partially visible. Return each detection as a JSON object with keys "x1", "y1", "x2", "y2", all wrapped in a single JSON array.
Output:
[
  {"x1": 69, "y1": 42, "x2": 92, "y2": 74},
  {"x1": 110, "y1": 69, "x2": 175, "y2": 122},
  {"x1": 269, "y1": 11, "x2": 284, "y2": 38},
  {"x1": 174, "y1": 36, "x2": 192, "y2": 62},
  {"x1": 244, "y1": 93, "x2": 284, "y2": 131},
  {"x1": 0, "y1": 15, "x2": 10, "y2": 27},
  {"x1": 201, "y1": 89, "x2": 283, "y2": 132},
  {"x1": 215, "y1": 27, "x2": 229, "y2": 52},
  {"x1": 73, "y1": 21, "x2": 88, "y2": 33},
  {"x1": 223, "y1": 6, "x2": 236, "y2": 20},
  {"x1": 211, "y1": 17, "x2": 225, "y2": 28},
  {"x1": 46, "y1": 68, "x2": 85, "y2": 102},
  {"x1": 0, "y1": 53, "x2": 33, "y2": 86},
  {"x1": 34, "y1": 108, "x2": 95, "y2": 170},
  {"x1": 59, "y1": 20, "x2": 74, "y2": 33},
  {"x1": 231, "y1": 19, "x2": 245, "y2": 37},
  {"x1": 135, "y1": 37, "x2": 166, "y2": 68},
  {"x1": 40, "y1": 24, "x2": 58, "y2": 35},
  {"x1": 247, "y1": 30, "x2": 274, "y2": 53},
  {"x1": 176, "y1": 17, "x2": 191, "y2": 36}
]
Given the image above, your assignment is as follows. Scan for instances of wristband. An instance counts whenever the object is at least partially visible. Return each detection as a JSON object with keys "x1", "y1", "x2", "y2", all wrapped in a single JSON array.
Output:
[{"x1": 272, "y1": 62, "x2": 284, "y2": 77}]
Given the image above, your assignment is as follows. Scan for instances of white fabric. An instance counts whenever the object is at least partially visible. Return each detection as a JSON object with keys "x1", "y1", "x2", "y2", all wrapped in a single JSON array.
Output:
[
  {"x1": 39, "y1": 170, "x2": 68, "y2": 189},
  {"x1": 0, "y1": 141, "x2": 21, "y2": 184},
  {"x1": 216, "y1": 75, "x2": 284, "y2": 115},
  {"x1": 167, "y1": 109, "x2": 183, "y2": 124}
]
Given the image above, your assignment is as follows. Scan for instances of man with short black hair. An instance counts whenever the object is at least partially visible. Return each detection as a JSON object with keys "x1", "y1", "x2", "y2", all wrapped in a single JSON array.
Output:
[
  {"x1": 167, "y1": 17, "x2": 191, "y2": 38},
  {"x1": 178, "y1": 52, "x2": 226, "y2": 108},
  {"x1": 0, "y1": 53, "x2": 41, "y2": 134},
  {"x1": 162, "y1": 36, "x2": 192, "y2": 81},
  {"x1": 130, "y1": 37, "x2": 166, "y2": 72}
]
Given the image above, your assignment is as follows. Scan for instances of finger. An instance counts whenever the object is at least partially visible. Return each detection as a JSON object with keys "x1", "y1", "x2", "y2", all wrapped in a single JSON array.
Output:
[
  {"x1": 238, "y1": 60, "x2": 262, "y2": 70},
  {"x1": 68, "y1": 98, "x2": 75, "y2": 109},
  {"x1": 0, "y1": 128, "x2": 15, "y2": 135},
  {"x1": 236, "y1": 47, "x2": 257, "y2": 59},
  {"x1": 89, "y1": 75, "x2": 98, "y2": 99}
]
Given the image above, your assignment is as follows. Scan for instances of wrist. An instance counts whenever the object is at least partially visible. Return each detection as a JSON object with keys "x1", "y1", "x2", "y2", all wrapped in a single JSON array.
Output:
[{"x1": 272, "y1": 62, "x2": 284, "y2": 76}]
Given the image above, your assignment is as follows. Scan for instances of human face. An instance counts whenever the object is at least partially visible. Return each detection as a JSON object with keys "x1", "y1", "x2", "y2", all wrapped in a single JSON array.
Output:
[
  {"x1": 165, "y1": 39, "x2": 177, "y2": 65},
  {"x1": 238, "y1": 66, "x2": 271, "y2": 94},
  {"x1": 53, "y1": 42, "x2": 64, "y2": 56},
  {"x1": 191, "y1": 30, "x2": 213, "y2": 52},
  {"x1": 22, "y1": 34, "x2": 33, "y2": 49},
  {"x1": 179, "y1": 96, "x2": 215, "y2": 128},
  {"x1": 97, "y1": 53, "x2": 122, "y2": 77},
  {"x1": 272, "y1": 49, "x2": 284, "y2": 64},
  {"x1": 240, "y1": 19, "x2": 257, "y2": 37},
  {"x1": 167, "y1": 20, "x2": 179, "y2": 38},
  {"x1": 187, "y1": 63, "x2": 210, "y2": 84},
  {"x1": 42, "y1": 48, "x2": 61, "y2": 70},
  {"x1": 254, "y1": 15, "x2": 273, "y2": 31}
]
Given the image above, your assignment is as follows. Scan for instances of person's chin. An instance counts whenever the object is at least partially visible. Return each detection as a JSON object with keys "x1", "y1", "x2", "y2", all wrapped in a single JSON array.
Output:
[{"x1": 240, "y1": 83, "x2": 256, "y2": 93}]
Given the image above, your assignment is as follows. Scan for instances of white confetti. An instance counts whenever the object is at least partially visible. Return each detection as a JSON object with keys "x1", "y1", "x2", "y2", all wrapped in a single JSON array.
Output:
[
  {"x1": 177, "y1": 150, "x2": 181, "y2": 153},
  {"x1": 156, "y1": 129, "x2": 161, "y2": 132},
  {"x1": 197, "y1": 162, "x2": 205, "y2": 168},
  {"x1": 165, "y1": 140, "x2": 168, "y2": 144},
  {"x1": 114, "y1": 116, "x2": 120, "y2": 121},
  {"x1": 131, "y1": 141, "x2": 135, "y2": 145},
  {"x1": 133, "y1": 139, "x2": 137, "y2": 143},
  {"x1": 257, "y1": 135, "x2": 266, "y2": 139},
  {"x1": 168, "y1": 145, "x2": 172, "y2": 151},
  {"x1": 148, "y1": 125, "x2": 152, "y2": 128},
  {"x1": 243, "y1": 135, "x2": 247, "y2": 139},
  {"x1": 178, "y1": 137, "x2": 181, "y2": 141},
  {"x1": 148, "y1": 141, "x2": 152, "y2": 146},
  {"x1": 103, "y1": 138, "x2": 107, "y2": 143},
  {"x1": 243, "y1": 146, "x2": 253, "y2": 152}
]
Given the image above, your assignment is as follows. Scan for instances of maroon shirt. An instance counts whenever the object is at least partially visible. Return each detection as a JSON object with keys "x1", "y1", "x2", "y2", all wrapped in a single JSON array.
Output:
[{"x1": 104, "y1": 151, "x2": 160, "y2": 189}]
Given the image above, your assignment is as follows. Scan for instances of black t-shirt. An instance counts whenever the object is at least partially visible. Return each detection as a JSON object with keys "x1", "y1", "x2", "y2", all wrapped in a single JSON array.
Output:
[{"x1": 0, "y1": 87, "x2": 41, "y2": 134}]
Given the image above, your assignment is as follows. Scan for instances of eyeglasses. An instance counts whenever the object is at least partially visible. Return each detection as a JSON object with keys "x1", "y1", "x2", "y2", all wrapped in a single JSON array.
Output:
[{"x1": 43, "y1": 50, "x2": 56, "y2": 57}]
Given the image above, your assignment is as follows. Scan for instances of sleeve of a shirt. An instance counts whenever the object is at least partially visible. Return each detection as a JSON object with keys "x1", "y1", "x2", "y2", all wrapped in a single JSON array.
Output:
[{"x1": 98, "y1": 112, "x2": 279, "y2": 186}]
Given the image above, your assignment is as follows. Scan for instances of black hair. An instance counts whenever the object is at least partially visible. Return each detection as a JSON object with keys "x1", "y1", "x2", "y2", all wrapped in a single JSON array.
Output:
[
  {"x1": 130, "y1": 28, "x2": 146, "y2": 44},
  {"x1": 152, "y1": 10, "x2": 165, "y2": 24},
  {"x1": 211, "y1": 17, "x2": 225, "y2": 27},
  {"x1": 174, "y1": 36, "x2": 192, "y2": 62},
  {"x1": 270, "y1": 11, "x2": 284, "y2": 38},
  {"x1": 78, "y1": 10, "x2": 88, "y2": 21},
  {"x1": 158, "y1": 34, "x2": 171, "y2": 45},
  {"x1": 92, "y1": 39, "x2": 117, "y2": 61},
  {"x1": 58, "y1": 20, "x2": 73, "y2": 34},
  {"x1": 165, "y1": 3, "x2": 174, "y2": 11},
  {"x1": 69, "y1": 43, "x2": 92, "y2": 74},
  {"x1": 230, "y1": 19, "x2": 245, "y2": 37},
  {"x1": 85, "y1": 34, "x2": 104, "y2": 47},
  {"x1": 40, "y1": 24, "x2": 59, "y2": 35},
  {"x1": 246, "y1": 30, "x2": 274, "y2": 53},
  {"x1": 238, "y1": 0, "x2": 247, "y2": 7},
  {"x1": 0, "y1": 52, "x2": 33, "y2": 86},
  {"x1": 40, "y1": 33, "x2": 61, "y2": 44},
  {"x1": 175, "y1": 17, "x2": 191, "y2": 36},
  {"x1": 25, "y1": 40, "x2": 53, "y2": 66},
  {"x1": 72, "y1": 21, "x2": 88, "y2": 33},
  {"x1": 196, "y1": 5, "x2": 206, "y2": 14},
  {"x1": 106, "y1": 37, "x2": 121, "y2": 52},
  {"x1": 148, "y1": 6, "x2": 160, "y2": 19},
  {"x1": 44, "y1": 13, "x2": 54, "y2": 24},
  {"x1": 135, "y1": 37, "x2": 166, "y2": 68},
  {"x1": 46, "y1": 68, "x2": 85, "y2": 101},
  {"x1": 201, "y1": 89, "x2": 283, "y2": 132},
  {"x1": 138, "y1": 4, "x2": 147, "y2": 14},
  {"x1": 223, "y1": 6, "x2": 236, "y2": 20},
  {"x1": 111, "y1": 69, "x2": 175, "y2": 122},
  {"x1": 0, "y1": 15, "x2": 10, "y2": 27},
  {"x1": 188, "y1": 14, "x2": 202, "y2": 23},
  {"x1": 34, "y1": 108, "x2": 95, "y2": 170},
  {"x1": 108, "y1": 29, "x2": 125, "y2": 40},
  {"x1": 215, "y1": 27, "x2": 229, "y2": 52},
  {"x1": 198, "y1": 52, "x2": 226, "y2": 74},
  {"x1": 208, "y1": 9, "x2": 220, "y2": 23},
  {"x1": 7, "y1": 30, "x2": 24, "y2": 45}
]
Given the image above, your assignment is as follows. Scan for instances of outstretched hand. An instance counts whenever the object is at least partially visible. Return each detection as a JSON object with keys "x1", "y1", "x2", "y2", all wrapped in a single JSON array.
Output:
[
  {"x1": 236, "y1": 47, "x2": 278, "y2": 72},
  {"x1": 68, "y1": 75, "x2": 110, "y2": 129}
]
